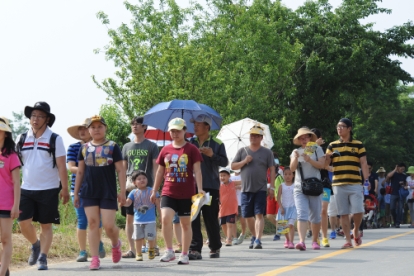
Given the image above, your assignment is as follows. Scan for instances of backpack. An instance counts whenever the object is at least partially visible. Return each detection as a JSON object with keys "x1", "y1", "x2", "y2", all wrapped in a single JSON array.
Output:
[{"x1": 16, "y1": 132, "x2": 59, "y2": 168}]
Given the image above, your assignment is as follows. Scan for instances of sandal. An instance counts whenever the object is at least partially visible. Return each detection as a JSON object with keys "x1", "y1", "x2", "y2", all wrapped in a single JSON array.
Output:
[
  {"x1": 121, "y1": 250, "x2": 136, "y2": 258},
  {"x1": 341, "y1": 242, "x2": 353, "y2": 249},
  {"x1": 354, "y1": 236, "x2": 362, "y2": 246},
  {"x1": 225, "y1": 239, "x2": 232, "y2": 246}
]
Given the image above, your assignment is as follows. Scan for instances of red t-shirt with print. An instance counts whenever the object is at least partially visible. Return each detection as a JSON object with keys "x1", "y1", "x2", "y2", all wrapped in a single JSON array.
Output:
[{"x1": 157, "y1": 143, "x2": 203, "y2": 199}]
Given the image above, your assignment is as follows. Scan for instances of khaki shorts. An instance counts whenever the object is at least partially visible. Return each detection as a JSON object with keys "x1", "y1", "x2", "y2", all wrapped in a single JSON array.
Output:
[
  {"x1": 332, "y1": 185, "x2": 364, "y2": 216},
  {"x1": 328, "y1": 195, "x2": 338, "y2": 217}
]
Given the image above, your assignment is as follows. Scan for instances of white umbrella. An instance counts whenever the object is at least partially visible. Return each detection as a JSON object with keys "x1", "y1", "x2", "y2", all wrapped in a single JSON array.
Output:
[{"x1": 216, "y1": 118, "x2": 274, "y2": 164}]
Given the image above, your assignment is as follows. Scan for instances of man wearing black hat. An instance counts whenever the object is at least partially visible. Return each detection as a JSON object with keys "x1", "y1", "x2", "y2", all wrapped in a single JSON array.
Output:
[
  {"x1": 17, "y1": 102, "x2": 69, "y2": 270},
  {"x1": 325, "y1": 118, "x2": 369, "y2": 249}
]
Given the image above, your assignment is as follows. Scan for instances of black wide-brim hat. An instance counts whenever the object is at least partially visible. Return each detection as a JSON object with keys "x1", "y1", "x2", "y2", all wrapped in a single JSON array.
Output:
[{"x1": 24, "y1": 101, "x2": 56, "y2": 127}]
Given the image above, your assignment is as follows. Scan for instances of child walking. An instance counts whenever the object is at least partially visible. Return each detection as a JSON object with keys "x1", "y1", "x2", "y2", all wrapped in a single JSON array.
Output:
[
  {"x1": 276, "y1": 167, "x2": 296, "y2": 249},
  {"x1": 150, "y1": 118, "x2": 204, "y2": 265},
  {"x1": 0, "y1": 117, "x2": 21, "y2": 276},
  {"x1": 123, "y1": 170, "x2": 160, "y2": 261},
  {"x1": 74, "y1": 115, "x2": 126, "y2": 270},
  {"x1": 219, "y1": 167, "x2": 238, "y2": 246}
]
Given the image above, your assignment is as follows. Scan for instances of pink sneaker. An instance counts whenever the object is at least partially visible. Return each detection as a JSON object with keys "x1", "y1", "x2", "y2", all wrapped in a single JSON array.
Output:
[
  {"x1": 312, "y1": 242, "x2": 320, "y2": 250},
  {"x1": 288, "y1": 242, "x2": 295, "y2": 249},
  {"x1": 284, "y1": 240, "x2": 289, "y2": 248},
  {"x1": 89, "y1": 256, "x2": 100, "y2": 270},
  {"x1": 112, "y1": 240, "x2": 122, "y2": 263},
  {"x1": 295, "y1": 242, "x2": 306, "y2": 251}
]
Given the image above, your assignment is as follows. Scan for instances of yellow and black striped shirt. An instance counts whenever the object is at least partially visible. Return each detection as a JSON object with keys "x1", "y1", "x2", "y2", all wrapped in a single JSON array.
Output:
[{"x1": 326, "y1": 139, "x2": 366, "y2": 186}]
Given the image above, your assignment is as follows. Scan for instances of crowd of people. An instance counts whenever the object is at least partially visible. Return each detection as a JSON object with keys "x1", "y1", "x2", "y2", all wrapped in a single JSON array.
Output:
[{"x1": 0, "y1": 101, "x2": 413, "y2": 274}]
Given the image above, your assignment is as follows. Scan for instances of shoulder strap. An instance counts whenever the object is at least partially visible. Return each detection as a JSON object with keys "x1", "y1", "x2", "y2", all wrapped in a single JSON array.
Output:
[
  {"x1": 298, "y1": 162, "x2": 305, "y2": 181},
  {"x1": 49, "y1": 133, "x2": 58, "y2": 168},
  {"x1": 17, "y1": 132, "x2": 28, "y2": 166}
]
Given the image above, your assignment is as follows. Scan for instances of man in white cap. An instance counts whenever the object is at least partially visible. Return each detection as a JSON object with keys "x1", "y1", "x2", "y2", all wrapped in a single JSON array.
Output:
[
  {"x1": 188, "y1": 114, "x2": 228, "y2": 259},
  {"x1": 17, "y1": 101, "x2": 69, "y2": 270},
  {"x1": 231, "y1": 124, "x2": 276, "y2": 249}
]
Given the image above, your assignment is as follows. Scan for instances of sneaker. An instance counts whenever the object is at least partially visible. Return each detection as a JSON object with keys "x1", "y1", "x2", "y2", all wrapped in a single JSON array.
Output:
[
  {"x1": 209, "y1": 249, "x2": 220, "y2": 258},
  {"x1": 188, "y1": 250, "x2": 202, "y2": 260},
  {"x1": 89, "y1": 256, "x2": 100, "y2": 270},
  {"x1": 148, "y1": 249, "x2": 155, "y2": 260},
  {"x1": 122, "y1": 250, "x2": 136, "y2": 259},
  {"x1": 99, "y1": 241, "x2": 106, "y2": 258},
  {"x1": 177, "y1": 254, "x2": 189, "y2": 265},
  {"x1": 232, "y1": 238, "x2": 239, "y2": 245},
  {"x1": 142, "y1": 245, "x2": 148, "y2": 253},
  {"x1": 336, "y1": 228, "x2": 344, "y2": 237},
  {"x1": 249, "y1": 236, "x2": 255, "y2": 249},
  {"x1": 312, "y1": 242, "x2": 320, "y2": 250},
  {"x1": 295, "y1": 242, "x2": 306, "y2": 251},
  {"x1": 316, "y1": 238, "x2": 320, "y2": 246},
  {"x1": 136, "y1": 255, "x2": 143, "y2": 261},
  {"x1": 273, "y1": 234, "x2": 281, "y2": 241},
  {"x1": 237, "y1": 234, "x2": 245, "y2": 245},
  {"x1": 28, "y1": 242, "x2": 41, "y2": 266},
  {"x1": 306, "y1": 230, "x2": 312, "y2": 238},
  {"x1": 155, "y1": 247, "x2": 160, "y2": 256},
  {"x1": 330, "y1": 231, "x2": 336, "y2": 239},
  {"x1": 76, "y1": 250, "x2": 88, "y2": 262},
  {"x1": 284, "y1": 240, "x2": 289, "y2": 248},
  {"x1": 350, "y1": 232, "x2": 354, "y2": 239},
  {"x1": 160, "y1": 250, "x2": 176, "y2": 262},
  {"x1": 36, "y1": 255, "x2": 48, "y2": 270},
  {"x1": 111, "y1": 240, "x2": 122, "y2": 263},
  {"x1": 253, "y1": 239, "x2": 262, "y2": 249},
  {"x1": 322, "y1": 238, "x2": 330, "y2": 248},
  {"x1": 288, "y1": 242, "x2": 295, "y2": 249}
]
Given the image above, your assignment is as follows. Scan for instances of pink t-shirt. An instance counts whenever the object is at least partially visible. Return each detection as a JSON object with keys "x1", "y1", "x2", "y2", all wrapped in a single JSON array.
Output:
[
  {"x1": 0, "y1": 152, "x2": 21, "y2": 210},
  {"x1": 157, "y1": 143, "x2": 203, "y2": 199}
]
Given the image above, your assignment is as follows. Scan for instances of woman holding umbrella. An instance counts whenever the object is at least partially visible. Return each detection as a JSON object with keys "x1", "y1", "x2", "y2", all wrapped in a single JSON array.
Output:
[
  {"x1": 290, "y1": 127, "x2": 325, "y2": 251},
  {"x1": 150, "y1": 118, "x2": 204, "y2": 265}
]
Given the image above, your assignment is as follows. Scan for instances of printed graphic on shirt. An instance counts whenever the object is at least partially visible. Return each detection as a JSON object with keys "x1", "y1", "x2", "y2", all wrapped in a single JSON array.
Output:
[
  {"x1": 126, "y1": 149, "x2": 149, "y2": 170},
  {"x1": 164, "y1": 153, "x2": 189, "y2": 182},
  {"x1": 0, "y1": 160, "x2": 4, "y2": 169},
  {"x1": 82, "y1": 141, "x2": 116, "y2": 167},
  {"x1": 132, "y1": 189, "x2": 154, "y2": 214}
]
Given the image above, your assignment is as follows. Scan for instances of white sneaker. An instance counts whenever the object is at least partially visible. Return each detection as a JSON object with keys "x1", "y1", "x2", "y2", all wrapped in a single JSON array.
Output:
[
  {"x1": 177, "y1": 254, "x2": 189, "y2": 265},
  {"x1": 237, "y1": 234, "x2": 245, "y2": 245},
  {"x1": 160, "y1": 250, "x2": 176, "y2": 262}
]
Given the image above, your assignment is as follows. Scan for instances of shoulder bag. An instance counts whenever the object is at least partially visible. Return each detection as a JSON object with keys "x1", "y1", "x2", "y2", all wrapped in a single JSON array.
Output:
[{"x1": 298, "y1": 150, "x2": 323, "y2": 196}]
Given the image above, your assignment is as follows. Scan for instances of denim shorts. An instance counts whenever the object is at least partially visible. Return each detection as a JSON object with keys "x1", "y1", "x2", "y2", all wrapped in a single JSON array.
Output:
[{"x1": 241, "y1": 191, "x2": 267, "y2": 218}]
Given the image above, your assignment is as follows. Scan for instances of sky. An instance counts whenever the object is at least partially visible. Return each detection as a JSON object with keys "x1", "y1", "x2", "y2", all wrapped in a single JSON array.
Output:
[{"x1": 1, "y1": 0, "x2": 413, "y2": 147}]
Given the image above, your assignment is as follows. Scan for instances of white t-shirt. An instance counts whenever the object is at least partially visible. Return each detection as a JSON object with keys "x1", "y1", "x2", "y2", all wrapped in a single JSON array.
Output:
[
  {"x1": 290, "y1": 146, "x2": 324, "y2": 189},
  {"x1": 18, "y1": 127, "x2": 66, "y2": 190},
  {"x1": 231, "y1": 174, "x2": 242, "y2": 206}
]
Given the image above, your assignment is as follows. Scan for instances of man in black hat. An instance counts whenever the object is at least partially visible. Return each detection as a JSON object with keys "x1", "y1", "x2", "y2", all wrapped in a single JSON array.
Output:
[
  {"x1": 17, "y1": 101, "x2": 69, "y2": 270},
  {"x1": 325, "y1": 118, "x2": 369, "y2": 249}
]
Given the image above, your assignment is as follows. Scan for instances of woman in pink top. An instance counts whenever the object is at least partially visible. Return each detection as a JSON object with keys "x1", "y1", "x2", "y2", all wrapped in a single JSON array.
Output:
[
  {"x1": 0, "y1": 117, "x2": 21, "y2": 276},
  {"x1": 219, "y1": 167, "x2": 238, "y2": 246}
]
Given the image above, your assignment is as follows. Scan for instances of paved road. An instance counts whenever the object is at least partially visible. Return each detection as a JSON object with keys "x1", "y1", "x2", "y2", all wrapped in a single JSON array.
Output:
[{"x1": 11, "y1": 227, "x2": 414, "y2": 275}]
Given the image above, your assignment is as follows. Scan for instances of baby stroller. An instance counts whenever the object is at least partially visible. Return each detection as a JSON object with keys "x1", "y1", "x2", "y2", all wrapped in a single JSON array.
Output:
[{"x1": 364, "y1": 193, "x2": 379, "y2": 229}]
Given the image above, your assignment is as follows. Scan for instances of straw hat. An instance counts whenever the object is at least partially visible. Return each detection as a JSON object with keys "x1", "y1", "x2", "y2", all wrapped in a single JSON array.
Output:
[
  {"x1": 249, "y1": 124, "x2": 265, "y2": 135},
  {"x1": 67, "y1": 118, "x2": 89, "y2": 140},
  {"x1": 376, "y1": 167, "x2": 386, "y2": 173},
  {"x1": 0, "y1": 116, "x2": 12, "y2": 133},
  {"x1": 293, "y1": 127, "x2": 317, "y2": 146}
]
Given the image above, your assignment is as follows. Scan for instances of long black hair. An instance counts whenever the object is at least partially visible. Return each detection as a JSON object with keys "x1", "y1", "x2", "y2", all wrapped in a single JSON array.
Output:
[{"x1": 1, "y1": 131, "x2": 17, "y2": 157}]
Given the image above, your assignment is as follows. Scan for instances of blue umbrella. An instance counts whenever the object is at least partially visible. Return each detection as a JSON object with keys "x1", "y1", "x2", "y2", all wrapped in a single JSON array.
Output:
[{"x1": 143, "y1": 100, "x2": 222, "y2": 133}]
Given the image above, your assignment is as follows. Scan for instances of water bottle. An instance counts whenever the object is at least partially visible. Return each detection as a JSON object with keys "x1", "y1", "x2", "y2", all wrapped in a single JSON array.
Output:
[{"x1": 364, "y1": 180, "x2": 369, "y2": 195}]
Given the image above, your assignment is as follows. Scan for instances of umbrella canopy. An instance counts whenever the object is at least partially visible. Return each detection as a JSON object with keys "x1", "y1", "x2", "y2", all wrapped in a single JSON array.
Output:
[
  {"x1": 143, "y1": 99, "x2": 222, "y2": 133},
  {"x1": 216, "y1": 118, "x2": 274, "y2": 164}
]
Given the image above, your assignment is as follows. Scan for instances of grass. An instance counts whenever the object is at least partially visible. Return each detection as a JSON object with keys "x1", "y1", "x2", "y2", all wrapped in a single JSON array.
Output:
[{"x1": 9, "y1": 200, "x2": 277, "y2": 270}]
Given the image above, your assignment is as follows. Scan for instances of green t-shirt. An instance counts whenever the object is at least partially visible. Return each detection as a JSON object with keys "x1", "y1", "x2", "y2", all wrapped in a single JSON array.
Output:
[{"x1": 274, "y1": 174, "x2": 284, "y2": 199}]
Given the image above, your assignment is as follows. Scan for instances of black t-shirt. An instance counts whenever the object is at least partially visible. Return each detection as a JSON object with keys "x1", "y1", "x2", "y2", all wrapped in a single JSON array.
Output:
[
  {"x1": 369, "y1": 172, "x2": 378, "y2": 193},
  {"x1": 390, "y1": 172, "x2": 406, "y2": 196},
  {"x1": 78, "y1": 140, "x2": 123, "y2": 200}
]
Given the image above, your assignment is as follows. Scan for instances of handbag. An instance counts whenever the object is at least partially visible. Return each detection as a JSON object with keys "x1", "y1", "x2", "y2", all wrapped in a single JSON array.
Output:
[
  {"x1": 298, "y1": 162, "x2": 324, "y2": 196},
  {"x1": 399, "y1": 187, "x2": 409, "y2": 199},
  {"x1": 126, "y1": 147, "x2": 151, "y2": 192}
]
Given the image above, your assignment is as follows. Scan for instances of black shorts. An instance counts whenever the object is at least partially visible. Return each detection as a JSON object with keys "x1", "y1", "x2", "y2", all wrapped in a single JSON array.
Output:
[
  {"x1": 220, "y1": 214, "x2": 236, "y2": 225},
  {"x1": 121, "y1": 191, "x2": 134, "y2": 217},
  {"x1": 19, "y1": 187, "x2": 60, "y2": 224},
  {"x1": 160, "y1": 196, "x2": 192, "y2": 217},
  {"x1": 0, "y1": 210, "x2": 11, "y2": 218},
  {"x1": 82, "y1": 198, "x2": 118, "y2": 210}
]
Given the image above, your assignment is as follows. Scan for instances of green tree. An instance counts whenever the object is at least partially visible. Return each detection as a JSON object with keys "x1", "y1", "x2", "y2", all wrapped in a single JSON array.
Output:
[{"x1": 9, "y1": 111, "x2": 29, "y2": 140}]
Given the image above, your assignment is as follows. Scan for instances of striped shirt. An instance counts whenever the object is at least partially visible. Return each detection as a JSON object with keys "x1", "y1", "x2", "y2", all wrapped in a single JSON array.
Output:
[
  {"x1": 67, "y1": 142, "x2": 81, "y2": 192},
  {"x1": 326, "y1": 139, "x2": 366, "y2": 186}
]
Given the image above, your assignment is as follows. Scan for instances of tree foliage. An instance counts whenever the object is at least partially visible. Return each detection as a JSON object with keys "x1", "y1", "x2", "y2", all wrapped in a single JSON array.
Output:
[
  {"x1": 9, "y1": 111, "x2": 29, "y2": 140},
  {"x1": 99, "y1": 103, "x2": 131, "y2": 148},
  {"x1": 94, "y1": 0, "x2": 414, "y2": 168}
]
